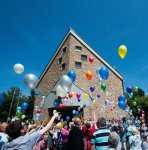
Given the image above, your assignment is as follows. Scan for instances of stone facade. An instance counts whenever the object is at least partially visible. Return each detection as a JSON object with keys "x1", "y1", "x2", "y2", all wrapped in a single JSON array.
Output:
[{"x1": 35, "y1": 29, "x2": 124, "y2": 123}]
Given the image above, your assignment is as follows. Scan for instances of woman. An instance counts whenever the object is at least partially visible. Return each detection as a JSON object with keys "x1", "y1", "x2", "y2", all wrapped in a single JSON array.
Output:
[
  {"x1": 129, "y1": 126, "x2": 142, "y2": 150},
  {"x1": 140, "y1": 119, "x2": 148, "y2": 139},
  {"x1": 61, "y1": 122, "x2": 69, "y2": 150}
]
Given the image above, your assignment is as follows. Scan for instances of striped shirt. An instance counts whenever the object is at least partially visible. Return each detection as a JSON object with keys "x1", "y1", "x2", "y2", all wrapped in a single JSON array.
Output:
[{"x1": 91, "y1": 128, "x2": 110, "y2": 150}]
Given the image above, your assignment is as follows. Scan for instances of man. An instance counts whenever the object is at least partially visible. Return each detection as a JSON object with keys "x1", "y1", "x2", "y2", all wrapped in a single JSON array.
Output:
[
  {"x1": 67, "y1": 118, "x2": 84, "y2": 150},
  {"x1": 1, "y1": 112, "x2": 59, "y2": 150},
  {"x1": 91, "y1": 118, "x2": 110, "y2": 150}
]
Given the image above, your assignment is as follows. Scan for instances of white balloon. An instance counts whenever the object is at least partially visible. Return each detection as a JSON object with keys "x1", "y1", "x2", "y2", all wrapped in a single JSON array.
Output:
[
  {"x1": 14, "y1": 63, "x2": 24, "y2": 74},
  {"x1": 56, "y1": 85, "x2": 67, "y2": 97},
  {"x1": 59, "y1": 75, "x2": 72, "y2": 92},
  {"x1": 21, "y1": 115, "x2": 26, "y2": 119},
  {"x1": 53, "y1": 110, "x2": 57, "y2": 114},
  {"x1": 24, "y1": 74, "x2": 38, "y2": 89}
]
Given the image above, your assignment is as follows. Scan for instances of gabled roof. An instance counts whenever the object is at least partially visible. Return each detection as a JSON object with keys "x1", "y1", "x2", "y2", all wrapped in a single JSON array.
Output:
[{"x1": 38, "y1": 28, "x2": 122, "y2": 85}]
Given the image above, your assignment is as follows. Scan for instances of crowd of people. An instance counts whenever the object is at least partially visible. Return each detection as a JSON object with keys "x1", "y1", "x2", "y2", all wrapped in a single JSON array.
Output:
[{"x1": 0, "y1": 113, "x2": 148, "y2": 150}]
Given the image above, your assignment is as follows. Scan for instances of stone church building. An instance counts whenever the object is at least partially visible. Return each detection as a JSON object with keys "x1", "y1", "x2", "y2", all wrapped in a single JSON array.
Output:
[{"x1": 35, "y1": 28, "x2": 124, "y2": 123}]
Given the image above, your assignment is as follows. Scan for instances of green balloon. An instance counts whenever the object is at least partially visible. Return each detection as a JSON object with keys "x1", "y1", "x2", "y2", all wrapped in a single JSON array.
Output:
[
  {"x1": 129, "y1": 92, "x2": 133, "y2": 98},
  {"x1": 16, "y1": 111, "x2": 23, "y2": 118},
  {"x1": 133, "y1": 101, "x2": 137, "y2": 106},
  {"x1": 101, "y1": 83, "x2": 106, "y2": 91},
  {"x1": 83, "y1": 104, "x2": 86, "y2": 108},
  {"x1": 134, "y1": 86, "x2": 139, "y2": 93}
]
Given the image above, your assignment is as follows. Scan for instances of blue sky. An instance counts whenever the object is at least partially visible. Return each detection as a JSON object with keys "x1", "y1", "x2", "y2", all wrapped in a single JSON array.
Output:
[{"x1": 0, "y1": 0, "x2": 148, "y2": 95}]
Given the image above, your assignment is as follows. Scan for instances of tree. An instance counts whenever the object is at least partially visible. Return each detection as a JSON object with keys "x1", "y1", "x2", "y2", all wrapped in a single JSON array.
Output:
[
  {"x1": 0, "y1": 87, "x2": 35, "y2": 121},
  {"x1": 125, "y1": 88, "x2": 148, "y2": 120}
]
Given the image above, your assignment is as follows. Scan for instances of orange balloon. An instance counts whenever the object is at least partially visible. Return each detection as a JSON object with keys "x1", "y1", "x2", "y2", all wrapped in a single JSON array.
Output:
[{"x1": 86, "y1": 71, "x2": 92, "y2": 80}]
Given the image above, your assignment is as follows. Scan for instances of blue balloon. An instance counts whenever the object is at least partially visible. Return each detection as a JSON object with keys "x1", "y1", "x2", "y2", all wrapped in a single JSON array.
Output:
[
  {"x1": 99, "y1": 67, "x2": 109, "y2": 80},
  {"x1": 41, "y1": 93, "x2": 44, "y2": 96},
  {"x1": 0, "y1": 93, "x2": 4, "y2": 105},
  {"x1": 75, "y1": 111, "x2": 79, "y2": 116},
  {"x1": 72, "y1": 110, "x2": 76, "y2": 115},
  {"x1": 126, "y1": 86, "x2": 133, "y2": 93},
  {"x1": 16, "y1": 106, "x2": 22, "y2": 112},
  {"x1": 35, "y1": 113, "x2": 41, "y2": 120},
  {"x1": 118, "y1": 94, "x2": 126, "y2": 102},
  {"x1": 21, "y1": 102, "x2": 29, "y2": 110},
  {"x1": 118, "y1": 101, "x2": 126, "y2": 110},
  {"x1": 68, "y1": 70, "x2": 76, "y2": 82},
  {"x1": 53, "y1": 101, "x2": 59, "y2": 107},
  {"x1": 66, "y1": 116, "x2": 70, "y2": 122}
]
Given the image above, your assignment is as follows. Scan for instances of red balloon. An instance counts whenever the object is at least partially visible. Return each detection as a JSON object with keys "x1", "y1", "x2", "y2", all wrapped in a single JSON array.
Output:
[
  {"x1": 68, "y1": 93, "x2": 72, "y2": 98},
  {"x1": 58, "y1": 103, "x2": 63, "y2": 109},
  {"x1": 37, "y1": 108, "x2": 41, "y2": 113},
  {"x1": 88, "y1": 57, "x2": 94, "y2": 63}
]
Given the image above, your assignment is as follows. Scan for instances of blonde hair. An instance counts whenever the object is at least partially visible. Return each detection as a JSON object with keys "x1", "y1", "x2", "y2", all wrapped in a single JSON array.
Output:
[{"x1": 132, "y1": 126, "x2": 139, "y2": 135}]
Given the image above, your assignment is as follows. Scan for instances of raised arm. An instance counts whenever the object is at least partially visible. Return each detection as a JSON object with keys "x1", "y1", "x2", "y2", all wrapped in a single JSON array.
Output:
[{"x1": 40, "y1": 113, "x2": 59, "y2": 135}]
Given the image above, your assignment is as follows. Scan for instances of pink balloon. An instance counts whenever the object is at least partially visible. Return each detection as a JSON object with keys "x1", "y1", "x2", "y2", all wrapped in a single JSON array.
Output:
[
  {"x1": 76, "y1": 92, "x2": 81, "y2": 99},
  {"x1": 62, "y1": 98, "x2": 68, "y2": 105}
]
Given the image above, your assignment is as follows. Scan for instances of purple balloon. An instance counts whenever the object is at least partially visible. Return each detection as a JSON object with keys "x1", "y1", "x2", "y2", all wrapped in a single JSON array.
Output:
[
  {"x1": 90, "y1": 86, "x2": 95, "y2": 92},
  {"x1": 126, "y1": 86, "x2": 133, "y2": 93},
  {"x1": 97, "y1": 94, "x2": 100, "y2": 99}
]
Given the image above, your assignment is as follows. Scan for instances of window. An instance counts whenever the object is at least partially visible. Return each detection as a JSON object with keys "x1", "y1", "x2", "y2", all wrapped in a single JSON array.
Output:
[
  {"x1": 75, "y1": 46, "x2": 82, "y2": 52},
  {"x1": 58, "y1": 57, "x2": 62, "y2": 64},
  {"x1": 63, "y1": 47, "x2": 67, "y2": 53},
  {"x1": 75, "y1": 62, "x2": 82, "y2": 69},
  {"x1": 81, "y1": 55, "x2": 87, "y2": 62},
  {"x1": 62, "y1": 63, "x2": 66, "y2": 70}
]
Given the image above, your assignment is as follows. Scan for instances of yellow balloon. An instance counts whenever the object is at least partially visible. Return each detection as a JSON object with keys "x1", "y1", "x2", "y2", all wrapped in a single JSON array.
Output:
[
  {"x1": 72, "y1": 92, "x2": 75, "y2": 97},
  {"x1": 57, "y1": 123, "x2": 63, "y2": 129},
  {"x1": 84, "y1": 93, "x2": 89, "y2": 99},
  {"x1": 92, "y1": 100, "x2": 96, "y2": 105},
  {"x1": 118, "y1": 45, "x2": 127, "y2": 59}
]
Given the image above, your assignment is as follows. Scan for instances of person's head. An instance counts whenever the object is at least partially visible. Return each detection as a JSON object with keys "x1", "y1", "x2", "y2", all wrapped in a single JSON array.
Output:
[
  {"x1": 43, "y1": 132, "x2": 49, "y2": 141},
  {"x1": 0, "y1": 121, "x2": 8, "y2": 132},
  {"x1": 141, "y1": 118, "x2": 146, "y2": 124},
  {"x1": 111, "y1": 126, "x2": 119, "y2": 134},
  {"x1": 73, "y1": 118, "x2": 81, "y2": 126},
  {"x1": 86, "y1": 122, "x2": 91, "y2": 130},
  {"x1": 131, "y1": 126, "x2": 139, "y2": 135},
  {"x1": 61, "y1": 119, "x2": 64, "y2": 123},
  {"x1": 96, "y1": 118, "x2": 106, "y2": 128},
  {"x1": 108, "y1": 132, "x2": 119, "y2": 148},
  {"x1": 122, "y1": 117, "x2": 126, "y2": 122},
  {"x1": 63, "y1": 122, "x2": 68, "y2": 129},
  {"x1": 6, "y1": 120, "x2": 24, "y2": 140},
  {"x1": 69, "y1": 122, "x2": 74, "y2": 130}
]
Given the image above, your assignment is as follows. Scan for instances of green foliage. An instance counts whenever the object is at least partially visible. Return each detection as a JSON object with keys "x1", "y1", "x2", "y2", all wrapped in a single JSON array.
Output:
[
  {"x1": 125, "y1": 88, "x2": 148, "y2": 119},
  {"x1": 0, "y1": 87, "x2": 35, "y2": 121}
]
